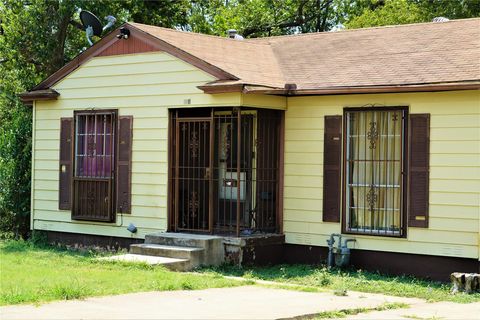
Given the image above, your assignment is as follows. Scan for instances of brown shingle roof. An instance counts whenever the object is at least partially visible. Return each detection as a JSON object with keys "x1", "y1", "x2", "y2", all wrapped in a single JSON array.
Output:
[
  {"x1": 25, "y1": 18, "x2": 480, "y2": 100},
  {"x1": 129, "y1": 22, "x2": 285, "y2": 88},
  {"x1": 130, "y1": 18, "x2": 480, "y2": 91}
]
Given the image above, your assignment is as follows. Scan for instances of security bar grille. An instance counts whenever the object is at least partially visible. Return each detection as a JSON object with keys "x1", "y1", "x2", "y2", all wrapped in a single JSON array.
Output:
[
  {"x1": 170, "y1": 108, "x2": 281, "y2": 236},
  {"x1": 72, "y1": 111, "x2": 116, "y2": 222},
  {"x1": 345, "y1": 108, "x2": 406, "y2": 236}
]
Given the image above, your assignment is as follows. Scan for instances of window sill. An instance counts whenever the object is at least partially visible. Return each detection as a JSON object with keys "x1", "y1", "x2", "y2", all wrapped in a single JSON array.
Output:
[{"x1": 343, "y1": 229, "x2": 406, "y2": 239}]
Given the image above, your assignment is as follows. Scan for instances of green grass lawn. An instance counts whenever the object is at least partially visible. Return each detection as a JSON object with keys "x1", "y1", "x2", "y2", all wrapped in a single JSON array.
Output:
[
  {"x1": 2, "y1": 240, "x2": 479, "y2": 306},
  {"x1": 0, "y1": 240, "x2": 241, "y2": 306},
  {"x1": 199, "y1": 264, "x2": 480, "y2": 303}
]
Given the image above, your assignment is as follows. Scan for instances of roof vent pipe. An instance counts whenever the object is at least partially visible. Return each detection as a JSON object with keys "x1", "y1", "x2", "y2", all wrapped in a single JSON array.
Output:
[{"x1": 227, "y1": 29, "x2": 244, "y2": 40}]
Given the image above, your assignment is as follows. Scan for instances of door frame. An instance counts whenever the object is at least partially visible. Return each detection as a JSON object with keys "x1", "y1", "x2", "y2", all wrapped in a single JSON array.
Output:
[{"x1": 167, "y1": 108, "x2": 285, "y2": 236}]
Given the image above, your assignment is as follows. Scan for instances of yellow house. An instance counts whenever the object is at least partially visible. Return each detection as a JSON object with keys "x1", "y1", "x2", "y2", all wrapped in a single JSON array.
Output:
[{"x1": 21, "y1": 18, "x2": 480, "y2": 280}]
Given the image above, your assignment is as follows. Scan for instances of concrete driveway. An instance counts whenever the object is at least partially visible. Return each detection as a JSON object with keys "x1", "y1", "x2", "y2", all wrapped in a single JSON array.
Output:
[{"x1": 1, "y1": 286, "x2": 478, "y2": 320}]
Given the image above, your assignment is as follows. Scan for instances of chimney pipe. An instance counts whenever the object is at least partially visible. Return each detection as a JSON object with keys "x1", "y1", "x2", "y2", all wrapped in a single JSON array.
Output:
[{"x1": 227, "y1": 29, "x2": 244, "y2": 40}]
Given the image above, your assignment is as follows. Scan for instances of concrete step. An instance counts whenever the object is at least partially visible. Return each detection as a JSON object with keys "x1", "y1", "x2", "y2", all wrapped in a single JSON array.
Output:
[
  {"x1": 98, "y1": 254, "x2": 190, "y2": 271},
  {"x1": 143, "y1": 232, "x2": 225, "y2": 268},
  {"x1": 129, "y1": 243, "x2": 204, "y2": 260},
  {"x1": 145, "y1": 232, "x2": 223, "y2": 249}
]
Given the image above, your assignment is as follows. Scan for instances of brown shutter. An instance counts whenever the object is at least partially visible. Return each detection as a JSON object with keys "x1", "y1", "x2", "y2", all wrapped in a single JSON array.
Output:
[
  {"x1": 322, "y1": 116, "x2": 342, "y2": 222},
  {"x1": 408, "y1": 114, "x2": 430, "y2": 228},
  {"x1": 116, "y1": 116, "x2": 133, "y2": 213},
  {"x1": 59, "y1": 118, "x2": 73, "y2": 210}
]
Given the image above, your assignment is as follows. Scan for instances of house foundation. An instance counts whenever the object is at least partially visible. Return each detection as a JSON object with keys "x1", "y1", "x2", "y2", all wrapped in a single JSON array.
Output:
[{"x1": 223, "y1": 233, "x2": 285, "y2": 266}]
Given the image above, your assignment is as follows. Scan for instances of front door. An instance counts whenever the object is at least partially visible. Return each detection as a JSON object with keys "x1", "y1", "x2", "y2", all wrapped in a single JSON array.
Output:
[{"x1": 174, "y1": 118, "x2": 213, "y2": 232}]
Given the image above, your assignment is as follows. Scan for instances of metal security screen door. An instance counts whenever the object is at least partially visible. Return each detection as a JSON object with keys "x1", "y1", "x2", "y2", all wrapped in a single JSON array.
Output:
[
  {"x1": 174, "y1": 118, "x2": 213, "y2": 232},
  {"x1": 72, "y1": 111, "x2": 116, "y2": 222},
  {"x1": 344, "y1": 108, "x2": 407, "y2": 236},
  {"x1": 170, "y1": 108, "x2": 282, "y2": 236}
]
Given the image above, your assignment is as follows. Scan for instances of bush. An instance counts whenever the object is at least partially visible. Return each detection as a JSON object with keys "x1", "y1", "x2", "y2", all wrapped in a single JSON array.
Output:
[{"x1": 0, "y1": 96, "x2": 32, "y2": 239}]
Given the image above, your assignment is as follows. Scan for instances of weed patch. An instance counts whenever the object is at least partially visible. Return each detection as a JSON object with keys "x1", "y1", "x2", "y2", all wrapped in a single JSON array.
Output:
[
  {"x1": 200, "y1": 264, "x2": 480, "y2": 303},
  {"x1": 403, "y1": 315, "x2": 444, "y2": 320},
  {"x1": 306, "y1": 302, "x2": 409, "y2": 319}
]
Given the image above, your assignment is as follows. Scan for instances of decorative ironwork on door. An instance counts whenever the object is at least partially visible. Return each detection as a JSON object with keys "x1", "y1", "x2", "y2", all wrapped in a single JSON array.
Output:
[
  {"x1": 174, "y1": 119, "x2": 213, "y2": 232},
  {"x1": 170, "y1": 108, "x2": 282, "y2": 236}
]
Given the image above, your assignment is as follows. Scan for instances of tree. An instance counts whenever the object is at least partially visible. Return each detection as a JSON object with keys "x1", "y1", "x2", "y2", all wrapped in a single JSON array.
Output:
[
  {"x1": 0, "y1": 0, "x2": 190, "y2": 238},
  {"x1": 187, "y1": 0, "x2": 349, "y2": 38},
  {"x1": 345, "y1": 0, "x2": 480, "y2": 29},
  {"x1": 346, "y1": 0, "x2": 424, "y2": 29},
  {"x1": 416, "y1": 0, "x2": 480, "y2": 20}
]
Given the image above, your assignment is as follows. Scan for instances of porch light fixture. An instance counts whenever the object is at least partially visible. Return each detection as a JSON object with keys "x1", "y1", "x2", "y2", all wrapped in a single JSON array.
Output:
[
  {"x1": 117, "y1": 27, "x2": 130, "y2": 40},
  {"x1": 127, "y1": 223, "x2": 137, "y2": 233}
]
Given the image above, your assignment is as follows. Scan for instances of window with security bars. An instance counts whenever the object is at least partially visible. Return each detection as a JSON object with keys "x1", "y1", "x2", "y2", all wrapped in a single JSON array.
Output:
[
  {"x1": 345, "y1": 108, "x2": 407, "y2": 236},
  {"x1": 75, "y1": 112, "x2": 115, "y2": 178},
  {"x1": 72, "y1": 111, "x2": 116, "y2": 221}
]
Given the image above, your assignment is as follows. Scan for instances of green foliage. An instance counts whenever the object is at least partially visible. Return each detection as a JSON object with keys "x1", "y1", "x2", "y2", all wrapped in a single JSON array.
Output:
[
  {"x1": 346, "y1": 0, "x2": 480, "y2": 29},
  {"x1": 346, "y1": 0, "x2": 424, "y2": 29},
  {"x1": 187, "y1": 0, "x2": 351, "y2": 37},
  {"x1": 333, "y1": 288, "x2": 348, "y2": 296},
  {"x1": 51, "y1": 281, "x2": 91, "y2": 301},
  {"x1": 0, "y1": 98, "x2": 32, "y2": 238},
  {"x1": 416, "y1": 0, "x2": 480, "y2": 20},
  {"x1": 0, "y1": 240, "x2": 240, "y2": 305},
  {"x1": 311, "y1": 302, "x2": 409, "y2": 319},
  {"x1": 201, "y1": 264, "x2": 480, "y2": 303},
  {"x1": 0, "y1": 0, "x2": 190, "y2": 238}
]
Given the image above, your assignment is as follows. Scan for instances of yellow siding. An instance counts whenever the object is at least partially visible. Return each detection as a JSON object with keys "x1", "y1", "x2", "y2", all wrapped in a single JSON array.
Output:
[
  {"x1": 32, "y1": 51, "x2": 286, "y2": 239},
  {"x1": 283, "y1": 90, "x2": 480, "y2": 259},
  {"x1": 241, "y1": 93, "x2": 286, "y2": 110},
  {"x1": 33, "y1": 52, "x2": 230, "y2": 239},
  {"x1": 32, "y1": 50, "x2": 479, "y2": 260}
]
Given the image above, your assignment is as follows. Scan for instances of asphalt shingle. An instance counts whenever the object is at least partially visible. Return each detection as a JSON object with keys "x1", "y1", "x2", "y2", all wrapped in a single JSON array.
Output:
[{"x1": 130, "y1": 18, "x2": 480, "y2": 90}]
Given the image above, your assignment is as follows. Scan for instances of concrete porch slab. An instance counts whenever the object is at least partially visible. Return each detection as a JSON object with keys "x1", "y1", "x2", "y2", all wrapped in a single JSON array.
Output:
[{"x1": 146, "y1": 232, "x2": 223, "y2": 240}]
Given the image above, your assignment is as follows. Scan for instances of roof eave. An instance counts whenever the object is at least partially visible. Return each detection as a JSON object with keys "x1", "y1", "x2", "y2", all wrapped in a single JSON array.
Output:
[
  {"x1": 32, "y1": 22, "x2": 238, "y2": 92},
  {"x1": 197, "y1": 83, "x2": 245, "y2": 94},
  {"x1": 18, "y1": 89, "x2": 60, "y2": 103},
  {"x1": 197, "y1": 82, "x2": 283, "y2": 94},
  {"x1": 245, "y1": 82, "x2": 480, "y2": 96}
]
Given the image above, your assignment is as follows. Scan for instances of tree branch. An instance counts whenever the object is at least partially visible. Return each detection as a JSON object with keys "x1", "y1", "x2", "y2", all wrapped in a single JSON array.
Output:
[
  {"x1": 69, "y1": 20, "x2": 84, "y2": 31},
  {"x1": 242, "y1": 0, "x2": 326, "y2": 37},
  {"x1": 242, "y1": 13, "x2": 317, "y2": 37}
]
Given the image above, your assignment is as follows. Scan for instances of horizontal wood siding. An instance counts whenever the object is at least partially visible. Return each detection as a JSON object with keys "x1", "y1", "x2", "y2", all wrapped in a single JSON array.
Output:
[
  {"x1": 283, "y1": 90, "x2": 480, "y2": 259},
  {"x1": 33, "y1": 52, "x2": 242, "y2": 239}
]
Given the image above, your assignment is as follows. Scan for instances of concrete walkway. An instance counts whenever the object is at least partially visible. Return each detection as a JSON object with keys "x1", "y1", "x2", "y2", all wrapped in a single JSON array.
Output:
[{"x1": 0, "y1": 286, "x2": 478, "y2": 320}]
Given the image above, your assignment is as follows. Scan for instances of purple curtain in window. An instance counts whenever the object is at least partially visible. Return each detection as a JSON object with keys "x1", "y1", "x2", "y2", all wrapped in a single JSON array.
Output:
[{"x1": 76, "y1": 113, "x2": 113, "y2": 178}]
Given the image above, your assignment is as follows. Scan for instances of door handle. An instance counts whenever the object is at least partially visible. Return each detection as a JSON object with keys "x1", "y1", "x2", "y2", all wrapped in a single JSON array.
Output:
[{"x1": 205, "y1": 168, "x2": 211, "y2": 179}]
